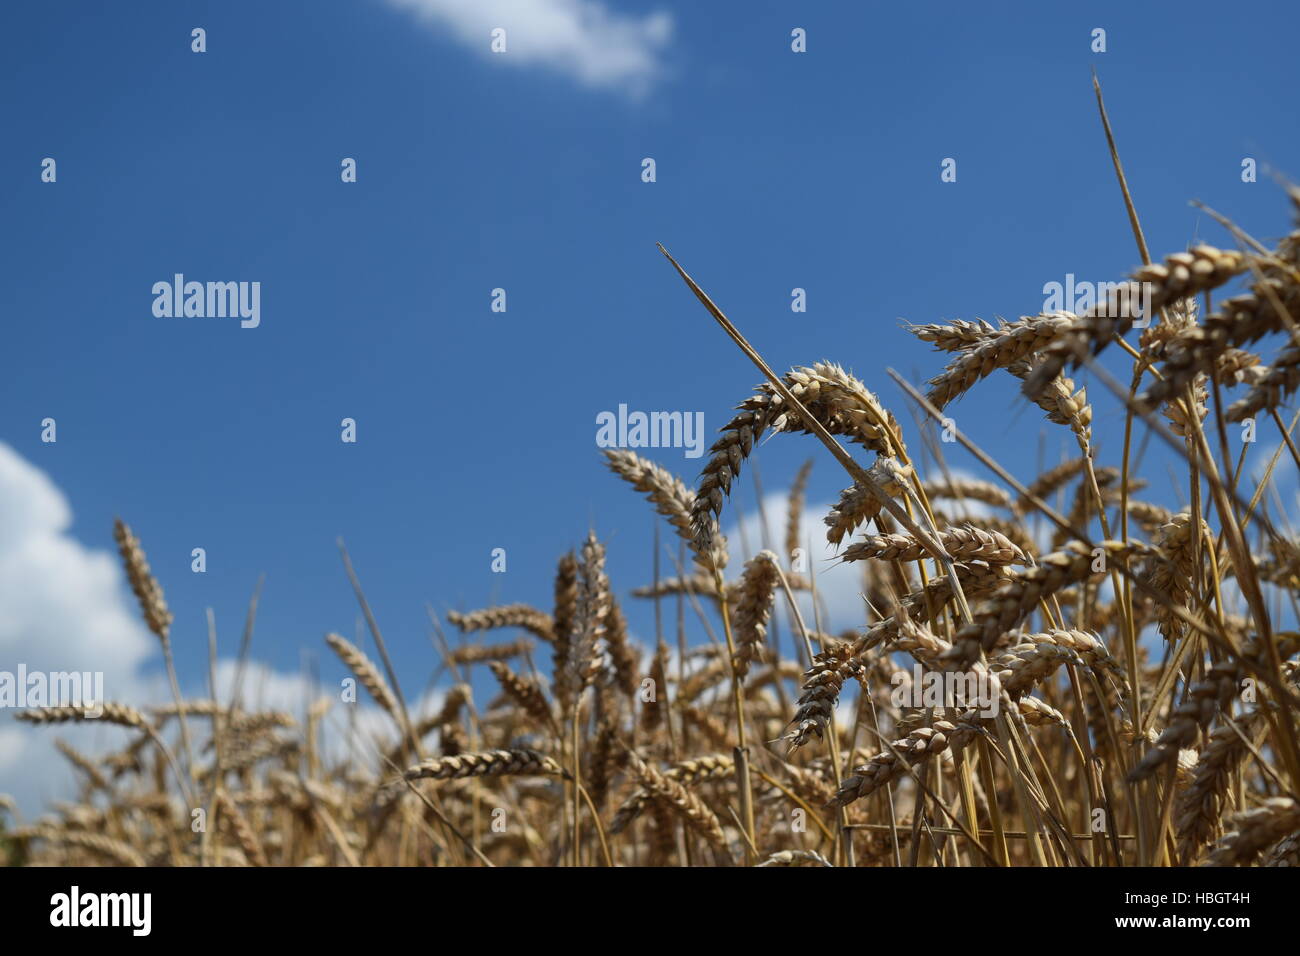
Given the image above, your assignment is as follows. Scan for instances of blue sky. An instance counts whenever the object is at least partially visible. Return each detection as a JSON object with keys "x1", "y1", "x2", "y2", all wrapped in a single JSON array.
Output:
[{"x1": 2, "y1": 0, "x2": 1299, "y2": 793}]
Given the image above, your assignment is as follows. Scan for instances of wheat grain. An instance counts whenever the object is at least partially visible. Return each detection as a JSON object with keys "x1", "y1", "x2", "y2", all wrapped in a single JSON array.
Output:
[
  {"x1": 828, "y1": 712, "x2": 981, "y2": 807},
  {"x1": 113, "y1": 518, "x2": 173, "y2": 642},
  {"x1": 622, "y1": 751, "x2": 729, "y2": 851},
  {"x1": 926, "y1": 312, "x2": 1078, "y2": 410},
  {"x1": 325, "y1": 633, "x2": 400, "y2": 722},
  {"x1": 840, "y1": 524, "x2": 1027, "y2": 566},
  {"x1": 447, "y1": 605, "x2": 555, "y2": 643},
  {"x1": 825, "y1": 456, "x2": 913, "y2": 546},
  {"x1": 921, "y1": 478, "x2": 1013, "y2": 509},
  {"x1": 488, "y1": 661, "x2": 554, "y2": 729},
  {"x1": 551, "y1": 551, "x2": 580, "y2": 719},
  {"x1": 731, "y1": 550, "x2": 780, "y2": 679},
  {"x1": 1025, "y1": 245, "x2": 1247, "y2": 396},
  {"x1": 785, "y1": 458, "x2": 813, "y2": 562},
  {"x1": 403, "y1": 749, "x2": 566, "y2": 782},
  {"x1": 17, "y1": 703, "x2": 150, "y2": 729},
  {"x1": 447, "y1": 638, "x2": 536, "y2": 665},
  {"x1": 604, "y1": 448, "x2": 728, "y2": 570},
  {"x1": 1206, "y1": 798, "x2": 1300, "y2": 866}
]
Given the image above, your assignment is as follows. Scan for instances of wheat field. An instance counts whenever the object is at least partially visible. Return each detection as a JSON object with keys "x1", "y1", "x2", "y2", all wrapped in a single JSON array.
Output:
[{"x1": 6, "y1": 100, "x2": 1300, "y2": 870}]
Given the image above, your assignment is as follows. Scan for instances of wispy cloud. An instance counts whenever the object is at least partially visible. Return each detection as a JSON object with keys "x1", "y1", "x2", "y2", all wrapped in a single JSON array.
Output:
[{"x1": 385, "y1": 0, "x2": 673, "y2": 97}]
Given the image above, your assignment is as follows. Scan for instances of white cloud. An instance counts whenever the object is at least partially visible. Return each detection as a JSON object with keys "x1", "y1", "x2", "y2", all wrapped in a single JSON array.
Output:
[
  {"x1": 0, "y1": 444, "x2": 408, "y2": 819},
  {"x1": 385, "y1": 0, "x2": 673, "y2": 97},
  {"x1": 0, "y1": 443, "x2": 161, "y2": 813},
  {"x1": 0, "y1": 444, "x2": 157, "y2": 700},
  {"x1": 724, "y1": 492, "x2": 868, "y2": 636}
]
